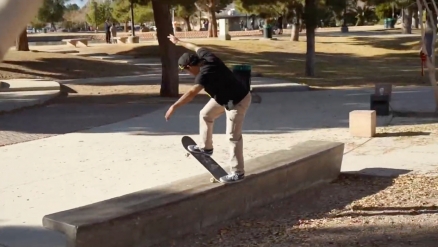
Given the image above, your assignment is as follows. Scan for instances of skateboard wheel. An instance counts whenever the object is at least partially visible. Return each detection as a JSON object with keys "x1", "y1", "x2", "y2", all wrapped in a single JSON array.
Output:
[{"x1": 210, "y1": 177, "x2": 218, "y2": 183}]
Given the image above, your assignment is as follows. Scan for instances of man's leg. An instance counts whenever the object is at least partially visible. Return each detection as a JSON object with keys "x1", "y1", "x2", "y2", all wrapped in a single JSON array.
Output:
[
  {"x1": 187, "y1": 98, "x2": 224, "y2": 155},
  {"x1": 219, "y1": 92, "x2": 252, "y2": 183}
]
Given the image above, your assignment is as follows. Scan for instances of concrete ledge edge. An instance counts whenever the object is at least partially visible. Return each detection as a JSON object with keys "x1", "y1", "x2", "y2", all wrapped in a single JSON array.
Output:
[
  {"x1": 42, "y1": 140, "x2": 344, "y2": 247},
  {"x1": 0, "y1": 90, "x2": 60, "y2": 114}
]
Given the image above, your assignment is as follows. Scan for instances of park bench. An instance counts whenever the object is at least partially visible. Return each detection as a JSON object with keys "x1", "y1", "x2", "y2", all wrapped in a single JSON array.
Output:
[
  {"x1": 42, "y1": 140, "x2": 344, "y2": 247},
  {"x1": 111, "y1": 36, "x2": 129, "y2": 44},
  {"x1": 62, "y1": 38, "x2": 90, "y2": 48}
]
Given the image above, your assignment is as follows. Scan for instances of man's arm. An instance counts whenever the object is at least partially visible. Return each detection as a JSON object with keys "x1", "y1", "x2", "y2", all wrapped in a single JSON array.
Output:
[
  {"x1": 171, "y1": 84, "x2": 204, "y2": 109},
  {"x1": 176, "y1": 40, "x2": 202, "y2": 53}
]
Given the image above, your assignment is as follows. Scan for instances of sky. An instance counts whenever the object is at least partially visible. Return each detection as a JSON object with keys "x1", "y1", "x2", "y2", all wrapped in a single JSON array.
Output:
[{"x1": 71, "y1": 0, "x2": 86, "y2": 7}]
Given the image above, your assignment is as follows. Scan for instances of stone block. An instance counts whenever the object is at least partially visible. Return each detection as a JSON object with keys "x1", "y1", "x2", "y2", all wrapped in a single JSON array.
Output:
[
  {"x1": 42, "y1": 140, "x2": 344, "y2": 247},
  {"x1": 349, "y1": 110, "x2": 376, "y2": 137}
]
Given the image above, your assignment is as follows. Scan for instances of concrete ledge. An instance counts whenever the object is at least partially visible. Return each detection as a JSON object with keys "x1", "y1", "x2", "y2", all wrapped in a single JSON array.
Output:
[
  {"x1": 0, "y1": 79, "x2": 60, "y2": 92},
  {"x1": 0, "y1": 90, "x2": 60, "y2": 113},
  {"x1": 42, "y1": 140, "x2": 344, "y2": 247}
]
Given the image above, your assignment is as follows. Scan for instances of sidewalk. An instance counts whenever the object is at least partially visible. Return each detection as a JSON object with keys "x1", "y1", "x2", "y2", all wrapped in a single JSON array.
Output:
[
  {"x1": 0, "y1": 79, "x2": 60, "y2": 114},
  {"x1": 1, "y1": 86, "x2": 437, "y2": 247}
]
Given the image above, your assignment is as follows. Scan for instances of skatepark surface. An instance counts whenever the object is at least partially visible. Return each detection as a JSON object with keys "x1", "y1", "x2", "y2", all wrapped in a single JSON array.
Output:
[{"x1": 1, "y1": 86, "x2": 438, "y2": 247}]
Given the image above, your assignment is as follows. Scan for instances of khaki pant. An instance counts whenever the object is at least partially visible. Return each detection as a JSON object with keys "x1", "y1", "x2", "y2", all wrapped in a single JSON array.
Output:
[{"x1": 199, "y1": 93, "x2": 252, "y2": 174}]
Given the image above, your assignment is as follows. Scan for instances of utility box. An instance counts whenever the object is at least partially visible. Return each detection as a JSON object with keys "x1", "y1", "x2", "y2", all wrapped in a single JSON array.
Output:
[{"x1": 219, "y1": 19, "x2": 231, "y2": 41}]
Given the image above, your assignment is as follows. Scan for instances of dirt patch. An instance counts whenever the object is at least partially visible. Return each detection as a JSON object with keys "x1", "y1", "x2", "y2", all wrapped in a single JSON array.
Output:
[
  {"x1": 0, "y1": 50, "x2": 146, "y2": 80},
  {"x1": 176, "y1": 173, "x2": 438, "y2": 247}
]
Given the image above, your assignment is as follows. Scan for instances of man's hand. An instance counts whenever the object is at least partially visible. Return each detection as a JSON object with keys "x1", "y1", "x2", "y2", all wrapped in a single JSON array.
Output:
[
  {"x1": 165, "y1": 105, "x2": 176, "y2": 121},
  {"x1": 167, "y1": 34, "x2": 180, "y2": 44}
]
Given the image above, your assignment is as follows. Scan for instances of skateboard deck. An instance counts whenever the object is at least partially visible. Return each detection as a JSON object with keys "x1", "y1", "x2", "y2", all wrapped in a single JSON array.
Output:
[{"x1": 181, "y1": 136, "x2": 228, "y2": 183}]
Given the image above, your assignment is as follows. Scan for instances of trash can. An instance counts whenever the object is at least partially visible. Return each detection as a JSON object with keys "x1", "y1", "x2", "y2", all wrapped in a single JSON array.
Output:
[
  {"x1": 389, "y1": 18, "x2": 396, "y2": 28},
  {"x1": 263, "y1": 25, "x2": 273, "y2": 39},
  {"x1": 232, "y1": 64, "x2": 252, "y2": 91}
]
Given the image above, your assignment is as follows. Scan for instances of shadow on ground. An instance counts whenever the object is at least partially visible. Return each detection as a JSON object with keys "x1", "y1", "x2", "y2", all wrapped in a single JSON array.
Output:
[
  {"x1": 374, "y1": 131, "x2": 431, "y2": 137},
  {"x1": 173, "y1": 168, "x2": 438, "y2": 246},
  {"x1": 350, "y1": 35, "x2": 421, "y2": 51},
  {"x1": 112, "y1": 41, "x2": 423, "y2": 88},
  {"x1": 0, "y1": 225, "x2": 65, "y2": 247},
  {"x1": 0, "y1": 52, "x2": 146, "y2": 80},
  {"x1": 0, "y1": 87, "x2": 437, "y2": 146}
]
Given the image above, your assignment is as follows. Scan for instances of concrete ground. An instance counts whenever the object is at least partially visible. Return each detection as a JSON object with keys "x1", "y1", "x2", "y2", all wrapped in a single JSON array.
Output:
[{"x1": 0, "y1": 85, "x2": 437, "y2": 247}]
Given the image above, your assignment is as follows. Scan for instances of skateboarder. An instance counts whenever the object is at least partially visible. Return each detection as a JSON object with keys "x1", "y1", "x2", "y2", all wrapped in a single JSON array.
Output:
[{"x1": 165, "y1": 34, "x2": 251, "y2": 183}]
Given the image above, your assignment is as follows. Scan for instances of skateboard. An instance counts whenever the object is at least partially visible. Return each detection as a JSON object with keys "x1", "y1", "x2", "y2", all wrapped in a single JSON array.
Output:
[{"x1": 181, "y1": 136, "x2": 228, "y2": 183}]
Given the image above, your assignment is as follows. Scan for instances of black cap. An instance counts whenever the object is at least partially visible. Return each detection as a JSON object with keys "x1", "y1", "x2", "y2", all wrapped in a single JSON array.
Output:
[{"x1": 178, "y1": 52, "x2": 199, "y2": 70}]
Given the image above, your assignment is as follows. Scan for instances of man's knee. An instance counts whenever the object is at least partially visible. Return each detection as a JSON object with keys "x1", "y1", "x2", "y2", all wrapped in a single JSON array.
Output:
[{"x1": 200, "y1": 108, "x2": 214, "y2": 122}]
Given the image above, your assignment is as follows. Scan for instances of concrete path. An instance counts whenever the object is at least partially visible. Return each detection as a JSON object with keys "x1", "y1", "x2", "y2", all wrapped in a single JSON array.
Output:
[
  {"x1": 0, "y1": 79, "x2": 60, "y2": 114},
  {"x1": 1, "y1": 86, "x2": 438, "y2": 247}
]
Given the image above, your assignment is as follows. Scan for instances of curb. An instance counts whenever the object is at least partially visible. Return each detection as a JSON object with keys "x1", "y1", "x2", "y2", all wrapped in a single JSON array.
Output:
[
  {"x1": 0, "y1": 80, "x2": 60, "y2": 93},
  {"x1": 0, "y1": 90, "x2": 61, "y2": 114}
]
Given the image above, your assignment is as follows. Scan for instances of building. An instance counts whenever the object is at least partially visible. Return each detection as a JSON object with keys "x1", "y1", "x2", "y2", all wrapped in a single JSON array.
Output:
[{"x1": 216, "y1": 3, "x2": 263, "y2": 31}]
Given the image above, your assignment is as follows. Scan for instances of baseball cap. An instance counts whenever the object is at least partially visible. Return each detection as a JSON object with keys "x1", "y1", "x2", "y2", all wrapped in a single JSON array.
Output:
[{"x1": 178, "y1": 52, "x2": 199, "y2": 71}]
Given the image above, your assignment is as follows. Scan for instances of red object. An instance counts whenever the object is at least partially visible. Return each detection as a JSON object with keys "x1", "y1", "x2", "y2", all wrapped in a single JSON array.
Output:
[{"x1": 420, "y1": 52, "x2": 427, "y2": 76}]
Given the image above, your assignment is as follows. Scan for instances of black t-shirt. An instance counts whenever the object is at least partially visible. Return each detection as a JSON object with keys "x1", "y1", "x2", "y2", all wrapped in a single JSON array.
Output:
[{"x1": 195, "y1": 48, "x2": 249, "y2": 110}]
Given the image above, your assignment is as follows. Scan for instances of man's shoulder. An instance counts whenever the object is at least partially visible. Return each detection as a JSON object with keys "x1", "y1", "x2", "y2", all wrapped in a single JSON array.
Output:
[{"x1": 196, "y1": 47, "x2": 216, "y2": 58}]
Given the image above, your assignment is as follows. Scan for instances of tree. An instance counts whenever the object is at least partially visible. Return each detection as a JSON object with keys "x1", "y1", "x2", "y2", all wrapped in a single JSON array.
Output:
[
  {"x1": 86, "y1": 0, "x2": 113, "y2": 29},
  {"x1": 65, "y1": 3, "x2": 80, "y2": 11},
  {"x1": 134, "y1": 2, "x2": 155, "y2": 23},
  {"x1": 194, "y1": 0, "x2": 232, "y2": 37},
  {"x1": 37, "y1": 0, "x2": 67, "y2": 31},
  {"x1": 175, "y1": 2, "x2": 198, "y2": 31},
  {"x1": 235, "y1": 0, "x2": 300, "y2": 40},
  {"x1": 15, "y1": 29, "x2": 29, "y2": 51},
  {"x1": 112, "y1": 0, "x2": 132, "y2": 31},
  {"x1": 152, "y1": 0, "x2": 179, "y2": 97},
  {"x1": 238, "y1": 0, "x2": 318, "y2": 76}
]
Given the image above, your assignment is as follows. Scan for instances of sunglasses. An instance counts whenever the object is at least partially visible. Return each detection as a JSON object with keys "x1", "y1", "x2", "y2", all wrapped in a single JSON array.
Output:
[{"x1": 178, "y1": 64, "x2": 188, "y2": 71}]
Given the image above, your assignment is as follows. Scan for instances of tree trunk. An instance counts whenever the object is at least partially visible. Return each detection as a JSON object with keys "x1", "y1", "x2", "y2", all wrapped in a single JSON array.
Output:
[
  {"x1": 305, "y1": 0, "x2": 317, "y2": 76},
  {"x1": 152, "y1": 1, "x2": 179, "y2": 97},
  {"x1": 291, "y1": 24, "x2": 300, "y2": 41},
  {"x1": 16, "y1": 28, "x2": 29, "y2": 51},
  {"x1": 210, "y1": 0, "x2": 218, "y2": 38},
  {"x1": 207, "y1": 9, "x2": 218, "y2": 38},
  {"x1": 356, "y1": 16, "x2": 365, "y2": 26},
  {"x1": 413, "y1": 10, "x2": 419, "y2": 29},
  {"x1": 291, "y1": 10, "x2": 300, "y2": 41},
  {"x1": 402, "y1": 7, "x2": 413, "y2": 34},
  {"x1": 184, "y1": 16, "x2": 192, "y2": 31},
  {"x1": 124, "y1": 20, "x2": 128, "y2": 32}
]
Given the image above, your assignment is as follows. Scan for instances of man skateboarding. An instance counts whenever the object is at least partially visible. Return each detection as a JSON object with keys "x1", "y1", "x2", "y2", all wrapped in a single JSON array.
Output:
[{"x1": 165, "y1": 34, "x2": 252, "y2": 183}]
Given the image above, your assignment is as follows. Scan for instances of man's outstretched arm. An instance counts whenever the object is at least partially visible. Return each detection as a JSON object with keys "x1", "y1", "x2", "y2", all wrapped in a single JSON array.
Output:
[{"x1": 167, "y1": 34, "x2": 201, "y2": 52}]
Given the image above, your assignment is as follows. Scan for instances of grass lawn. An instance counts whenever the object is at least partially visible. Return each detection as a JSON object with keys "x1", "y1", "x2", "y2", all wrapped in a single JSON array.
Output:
[{"x1": 106, "y1": 35, "x2": 426, "y2": 88}]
